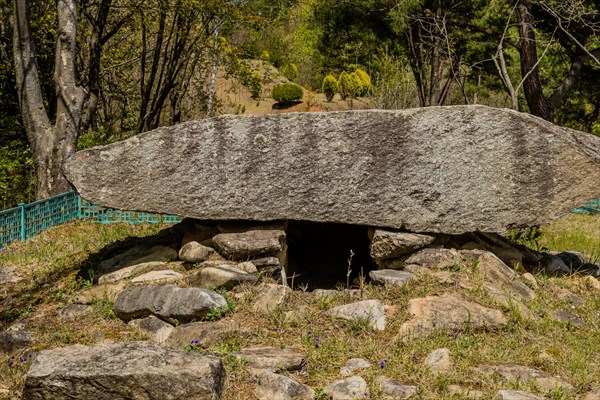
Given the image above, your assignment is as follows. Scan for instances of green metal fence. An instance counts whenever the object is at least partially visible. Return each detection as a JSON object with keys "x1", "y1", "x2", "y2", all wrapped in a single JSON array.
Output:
[
  {"x1": 573, "y1": 199, "x2": 600, "y2": 213},
  {"x1": 0, "y1": 191, "x2": 180, "y2": 250}
]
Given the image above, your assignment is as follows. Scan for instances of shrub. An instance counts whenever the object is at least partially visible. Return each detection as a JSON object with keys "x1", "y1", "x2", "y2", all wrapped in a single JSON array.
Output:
[
  {"x1": 338, "y1": 71, "x2": 353, "y2": 100},
  {"x1": 350, "y1": 72, "x2": 363, "y2": 98},
  {"x1": 355, "y1": 68, "x2": 371, "y2": 95},
  {"x1": 282, "y1": 63, "x2": 298, "y2": 81},
  {"x1": 248, "y1": 72, "x2": 262, "y2": 100},
  {"x1": 322, "y1": 75, "x2": 338, "y2": 102},
  {"x1": 272, "y1": 83, "x2": 303, "y2": 103}
]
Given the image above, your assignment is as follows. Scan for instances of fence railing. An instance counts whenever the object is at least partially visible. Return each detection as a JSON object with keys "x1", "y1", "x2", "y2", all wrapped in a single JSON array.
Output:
[
  {"x1": 1, "y1": 191, "x2": 599, "y2": 250},
  {"x1": 0, "y1": 191, "x2": 181, "y2": 249}
]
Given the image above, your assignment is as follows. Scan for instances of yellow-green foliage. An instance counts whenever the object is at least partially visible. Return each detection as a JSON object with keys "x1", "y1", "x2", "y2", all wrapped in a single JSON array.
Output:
[
  {"x1": 282, "y1": 63, "x2": 299, "y2": 81},
  {"x1": 350, "y1": 72, "x2": 363, "y2": 98},
  {"x1": 272, "y1": 83, "x2": 303, "y2": 103},
  {"x1": 338, "y1": 71, "x2": 353, "y2": 100},
  {"x1": 248, "y1": 72, "x2": 262, "y2": 100},
  {"x1": 322, "y1": 75, "x2": 338, "y2": 102},
  {"x1": 355, "y1": 68, "x2": 371, "y2": 95}
]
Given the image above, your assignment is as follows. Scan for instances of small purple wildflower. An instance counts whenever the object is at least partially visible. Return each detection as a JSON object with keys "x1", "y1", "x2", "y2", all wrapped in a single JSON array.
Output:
[
  {"x1": 8, "y1": 361, "x2": 13, "y2": 367},
  {"x1": 364, "y1": 393, "x2": 368, "y2": 397},
  {"x1": 19, "y1": 357, "x2": 26, "y2": 363},
  {"x1": 29, "y1": 354, "x2": 32, "y2": 359},
  {"x1": 379, "y1": 361, "x2": 386, "y2": 369},
  {"x1": 314, "y1": 337, "x2": 320, "y2": 343},
  {"x1": 411, "y1": 355, "x2": 417, "y2": 363},
  {"x1": 307, "y1": 331, "x2": 312, "y2": 336},
  {"x1": 190, "y1": 339, "x2": 200, "y2": 346}
]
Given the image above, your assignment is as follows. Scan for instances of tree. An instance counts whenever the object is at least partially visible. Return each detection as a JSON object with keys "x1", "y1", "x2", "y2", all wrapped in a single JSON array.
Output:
[{"x1": 13, "y1": 0, "x2": 85, "y2": 198}]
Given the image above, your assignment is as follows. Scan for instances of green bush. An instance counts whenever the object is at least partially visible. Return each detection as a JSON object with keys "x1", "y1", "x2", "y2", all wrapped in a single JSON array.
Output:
[
  {"x1": 355, "y1": 68, "x2": 371, "y2": 95},
  {"x1": 272, "y1": 83, "x2": 304, "y2": 104},
  {"x1": 322, "y1": 75, "x2": 338, "y2": 102},
  {"x1": 338, "y1": 71, "x2": 353, "y2": 100},
  {"x1": 350, "y1": 72, "x2": 363, "y2": 98},
  {"x1": 282, "y1": 63, "x2": 299, "y2": 81},
  {"x1": 248, "y1": 72, "x2": 262, "y2": 100}
]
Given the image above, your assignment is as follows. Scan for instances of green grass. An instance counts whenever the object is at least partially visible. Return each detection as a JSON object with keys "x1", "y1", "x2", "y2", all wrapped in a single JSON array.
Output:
[{"x1": 1, "y1": 215, "x2": 600, "y2": 399}]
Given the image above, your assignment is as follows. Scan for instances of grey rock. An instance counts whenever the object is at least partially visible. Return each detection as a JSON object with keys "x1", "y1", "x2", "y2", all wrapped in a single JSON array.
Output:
[
  {"x1": 340, "y1": 358, "x2": 371, "y2": 377},
  {"x1": 327, "y1": 299, "x2": 386, "y2": 331},
  {"x1": 0, "y1": 326, "x2": 32, "y2": 355},
  {"x1": 130, "y1": 269, "x2": 183, "y2": 284},
  {"x1": 179, "y1": 241, "x2": 215, "y2": 263},
  {"x1": 236, "y1": 261, "x2": 258, "y2": 273},
  {"x1": 399, "y1": 294, "x2": 508, "y2": 338},
  {"x1": 23, "y1": 341, "x2": 225, "y2": 400},
  {"x1": 369, "y1": 270, "x2": 415, "y2": 288},
  {"x1": 405, "y1": 248, "x2": 462, "y2": 269},
  {"x1": 58, "y1": 304, "x2": 91, "y2": 320},
  {"x1": 113, "y1": 284, "x2": 227, "y2": 324},
  {"x1": 370, "y1": 230, "x2": 434, "y2": 260},
  {"x1": 540, "y1": 254, "x2": 572, "y2": 275},
  {"x1": 213, "y1": 230, "x2": 285, "y2": 260},
  {"x1": 128, "y1": 316, "x2": 174, "y2": 343},
  {"x1": 553, "y1": 311, "x2": 584, "y2": 327},
  {"x1": 584, "y1": 389, "x2": 600, "y2": 400},
  {"x1": 313, "y1": 289, "x2": 361, "y2": 300},
  {"x1": 165, "y1": 320, "x2": 242, "y2": 348},
  {"x1": 0, "y1": 267, "x2": 22, "y2": 284},
  {"x1": 323, "y1": 376, "x2": 369, "y2": 400},
  {"x1": 233, "y1": 347, "x2": 306, "y2": 372},
  {"x1": 252, "y1": 284, "x2": 291, "y2": 313},
  {"x1": 476, "y1": 364, "x2": 572, "y2": 391},
  {"x1": 97, "y1": 245, "x2": 177, "y2": 274},
  {"x1": 375, "y1": 376, "x2": 419, "y2": 399},
  {"x1": 98, "y1": 261, "x2": 170, "y2": 284},
  {"x1": 64, "y1": 106, "x2": 600, "y2": 235},
  {"x1": 424, "y1": 348, "x2": 451, "y2": 373},
  {"x1": 497, "y1": 390, "x2": 544, "y2": 400},
  {"x1": 187, "y1": 264, "x2": 258, "y2": 289},
  {"x1": 253, "y1": 370, "x2": 314, "y2": 400}
]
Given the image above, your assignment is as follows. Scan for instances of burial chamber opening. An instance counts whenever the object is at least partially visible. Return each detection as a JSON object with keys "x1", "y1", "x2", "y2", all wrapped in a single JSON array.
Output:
[{"x1": 285, "y1": 221, "x2": 377, "y2": 289}]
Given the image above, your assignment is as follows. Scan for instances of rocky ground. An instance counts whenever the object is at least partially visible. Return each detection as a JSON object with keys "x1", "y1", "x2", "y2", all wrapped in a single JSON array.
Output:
[{"x1": 1, "y1": 216, "x2": 600, "y2": 399}]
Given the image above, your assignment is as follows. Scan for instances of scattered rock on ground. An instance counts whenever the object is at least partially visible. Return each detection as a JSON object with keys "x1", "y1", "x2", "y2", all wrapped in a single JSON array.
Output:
[
  {"x1": 581, "y1": 275, "x2": 600, "y2": 291},
  {"x1": 98, "y1": 261, "x2": 171, "y2": 284},
  {"x1": 340, "y1": 358, "x2": 371, "y2": 377},
  {"x1": 369, "y1": 269, "x2": 415, "y2": 288},
  {"x1": 76, "y1": 282, "x2": 126, "y2": 304},
  {"x1": 130, "y1": 269, "x2": 183, "y2": 285},
  {"x1": 370, "y1": 230, "x2": 434, "y2": 260},
  {"x1": 424, "y1": 348, "x2": 451, "y2": 373},
  {"x1": 447, "y1": 385, "x2": 485, "y2": 399},
  {"x1": 476, "y1": 364, "x2": 572, "y2": 391},
  {"x1": 178, "y1": 241, "x2": 215, "y2": 263},
  {"x1": 97, "y1": 245, "x2": 177, "y2": 274},
  {"x1": 584, "y1": 389, "x2": 600, "y2": 400},
  {"x1": 187, "y1": 264, "x2": 257, "y2": 289},
  {"x1": 233, "y1": 347, "x2": 306, "y2": 372},
  {"x1": 0, "y1": 267, "x2": 22, "y2": 284},
  {"x1": 113, "y1": 285, "x2": 227, "y2": 324},
  {"x1": 165, "y1": 320, "x2": 242, "y2": 348},
  {"x1": 375, "y1": 376, "x2": 419, "y2": 399},
  {"x1": 0, "y1": 324, "x2": 32, "y2": 355},
  {"x1": 128, "y1": 316, "x2": 174, "y2": 344},
  {"x1": 22, "y1": 341, "x2": 225, "y2": 399},
  {"x1": 496, "y1": 390, "x2": 544, "y2": 400},
  {"x1": 59, "y1": 304, "x2": 91, "y2": 320},
  {"x1": 405, "y1": 248, "x2": 461, "y2": 269},
  {"x1": 327, "y1": 299, "x2": 386, "y2": 331},
  {"x1": 323, "y1": 376, "x2": 369, "y2": 400},
  {"x1": 552, "y1": 311, "x2": 584, "y2": 327},
  {"x1": 252, "y1": 284, "x2": 291, "y2": 313},
  {"x1": 253, "y1": 370, "x2": 314, "y2": 400},
  {"x1": 399, "y1": 294, "x2": 508, "y2": 338},
  {"x1": 236, "y1": 261, "x2": 258, "y2": 273},
  {"x1": 212, "y1": 230, "x2": 285, "y2": 260},
  {"x1": 521, "y1": 273, "x2": 538, "y2": 289}
]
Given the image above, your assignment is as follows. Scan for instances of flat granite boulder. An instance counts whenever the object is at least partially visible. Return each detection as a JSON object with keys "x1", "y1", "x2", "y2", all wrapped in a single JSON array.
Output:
[
  {"x1": 64, "y1": 106, "x2": 600, "y2": 234},
  {"x1": 113, "y1": 285, "x2": 227, "y2": 324},
  {"x1": 23, "y1": 341, "x2": 224, "y2": 400}
]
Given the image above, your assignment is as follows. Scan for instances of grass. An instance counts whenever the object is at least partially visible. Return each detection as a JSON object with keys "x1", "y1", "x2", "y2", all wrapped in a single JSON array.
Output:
[{"x1": 1, "y1": 215, "x2": 600, "y2": 399}]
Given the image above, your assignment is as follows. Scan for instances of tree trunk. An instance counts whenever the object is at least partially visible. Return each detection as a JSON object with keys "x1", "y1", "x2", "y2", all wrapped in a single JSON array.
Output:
[
  {"x1": 516, "y1": 0, "x2": 553, "y2": 121},
  {"x1": 13, "y1": 0, "x2": 85, "y2": 198}
]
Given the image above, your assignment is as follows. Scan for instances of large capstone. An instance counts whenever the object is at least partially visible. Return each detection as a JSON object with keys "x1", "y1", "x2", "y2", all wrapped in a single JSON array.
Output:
[{"x1": 64, "y1": 106, "x2": 600, "y2": 234}]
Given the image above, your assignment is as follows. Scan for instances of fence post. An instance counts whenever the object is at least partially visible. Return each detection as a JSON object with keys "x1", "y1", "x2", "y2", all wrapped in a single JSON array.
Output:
[
  {"x1": 18, "y1": 203, "x2": 25, "y2": 241},
  {"x1": 77, "y1": 194, "x2": 82, "y2": 219}
]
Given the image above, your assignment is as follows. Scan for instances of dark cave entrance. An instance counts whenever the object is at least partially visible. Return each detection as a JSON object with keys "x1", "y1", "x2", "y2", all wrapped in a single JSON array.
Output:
[{"x1": 285, "y1": 221, "x2": 377, "y2": 289}]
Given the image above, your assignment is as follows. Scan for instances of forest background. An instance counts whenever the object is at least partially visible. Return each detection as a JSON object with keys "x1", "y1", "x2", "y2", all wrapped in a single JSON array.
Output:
[{"x1": 0, "y1": 0, "x2": 598, "y2": 209}]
